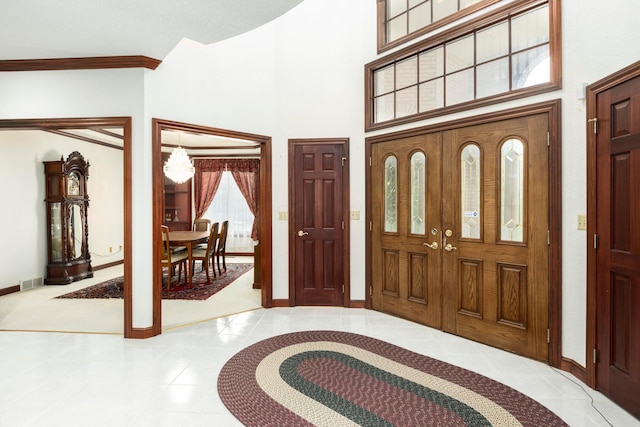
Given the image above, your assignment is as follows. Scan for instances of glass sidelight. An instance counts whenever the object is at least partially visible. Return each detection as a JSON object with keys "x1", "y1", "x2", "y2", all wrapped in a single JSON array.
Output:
[
  {"x1": 460, "y1": 144, "x2": 481, "y2": 239},
  {"x1": 500, "y1": 138, "x2": 525, "y2": 242},
  {"x1": 384, "y1": 155, "x2": 398, "y2": 232},
  {"x1": 410, "y1": 151, "x2": 426, "y2": 234}
]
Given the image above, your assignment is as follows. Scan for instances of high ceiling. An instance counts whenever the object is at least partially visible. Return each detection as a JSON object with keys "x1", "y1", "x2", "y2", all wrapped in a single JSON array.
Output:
[
  {"x1": 0, "y1": 0, "x2": 303, "y2": 61},
  {"x1": 1, "y1": 1, "x2": 302, "y2": 152}
]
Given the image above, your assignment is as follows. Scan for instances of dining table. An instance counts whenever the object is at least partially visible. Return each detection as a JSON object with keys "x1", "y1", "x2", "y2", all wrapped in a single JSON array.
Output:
[{"x1": 166, "y1": 230, "x2": 209, "y2": 287}]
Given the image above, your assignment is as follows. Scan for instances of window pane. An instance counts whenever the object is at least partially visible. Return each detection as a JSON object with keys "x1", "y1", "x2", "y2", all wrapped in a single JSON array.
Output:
[
  {"x1": 409, "y1": 2, "x2": 431, "y2": 33},
  {"x1": 374, "y1": 65, "x2": 395, "y2": 96},
  {"x1": 446, "y1": 35, "x2": 474, "y2": 73},
  {"x1": 387, "y1": 0, "x2": 406, "y2": 18},
  {"x1": 446, "y1": 69, "x2": 474, "y2": 105},
  {"x1": 204, "y1": 172, "x2": 255, "y2": 252},
  {"x1": 409, "y1": 0, "x2": 425, "y2": 8},
  {"x1": 396, "y1": 86, "x2": 418, "y2": 118},
  {"x1": 387, "y1": 14, "x2": 408, "y2": 43},
  {"x1": 500, "y1": 139, "x2": 524, "y2": 242},
  {"x1": 419, "y1": 78, "x2": 444, "y2": 112},
  {"x1": 461, "y1": 144, "x2": 481, "y2": 239},
  {"x1": 396, "y1": 57, "x2": 418, "y2": 90},
  {"x1": 384, "y1": 156, "x2": 398, "y2": 233},
  {"x1": 375, "y1": 94, "x2": 395, "y2": 122},
  {"x1": 512, "y1": 44, "x2": 550, "y2": 89},
  {"x1": 433, "y1": 0, "x2": 458, "y2": 21},
  {"x1": 511, "y1": 5, "x2": 549, "y2": 52},
  {"x1": 411, "y1": 152, "x2": 426, "y2": 235},
  {"x1": 476, "y1": 21, "x2": 509, "y2": 63},
  {"x1": 477, "y1": 57, "x2": 509, "y2": 98},
  {"x1": 419, "y1": 47, "x2": 444, "y2": 81}
]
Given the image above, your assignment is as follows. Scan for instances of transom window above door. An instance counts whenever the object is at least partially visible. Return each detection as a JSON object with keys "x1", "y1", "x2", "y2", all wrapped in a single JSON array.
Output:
[
  {"x1": 367, "y1": 0, "x2": 560, "y2": 131},
  {"x1": 378, "y1": 0, "x2": 501, "y2": 52}
]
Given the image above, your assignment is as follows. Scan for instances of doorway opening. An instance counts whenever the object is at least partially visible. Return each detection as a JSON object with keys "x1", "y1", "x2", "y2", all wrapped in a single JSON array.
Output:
[{"x1": 152, "y1": 119, "x2": 273, "y2": 335}]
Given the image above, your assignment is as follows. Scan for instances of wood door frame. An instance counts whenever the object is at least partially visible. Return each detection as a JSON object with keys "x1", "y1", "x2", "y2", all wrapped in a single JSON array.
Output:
[
  {"x1": 288, "y1": 138, "x2": 351, "y2": 307},
  {"x1": 152, "y1": 118, "x2": 273, "y2": 336},
  {"x1": 585, "y1": 60, "x2": 640, "y2": 388},
  {"x1": 0, "y1": 117, "x2": 135, "y2": 337},
  {"x1": 365, "y1": 99, "x2": 563, "y2": 367}
]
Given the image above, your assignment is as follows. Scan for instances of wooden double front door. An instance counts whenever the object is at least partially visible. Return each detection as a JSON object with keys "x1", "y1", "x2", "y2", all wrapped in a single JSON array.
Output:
[{"x1": 371, "y1": 115, "x2": 550, "y2": 361}]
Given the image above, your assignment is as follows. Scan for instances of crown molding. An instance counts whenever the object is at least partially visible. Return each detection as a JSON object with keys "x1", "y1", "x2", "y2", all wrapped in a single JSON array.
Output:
[{"x1": 0, "y1": 55, "x2": 161, "y2": 72}]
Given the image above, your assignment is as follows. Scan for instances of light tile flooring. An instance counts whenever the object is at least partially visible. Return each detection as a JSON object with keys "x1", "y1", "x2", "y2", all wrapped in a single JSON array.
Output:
[
  {"x1": 1, "y1": 259, "x2": 638, "y2": 427},
  {"x1": 1, "y1": 308, "x2": 638, "y2": 427}
]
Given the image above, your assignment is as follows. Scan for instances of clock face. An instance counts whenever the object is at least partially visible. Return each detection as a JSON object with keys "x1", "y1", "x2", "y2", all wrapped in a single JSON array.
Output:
[{"x1": 67, "y1": 173, "x2": 80, "y2": 196}]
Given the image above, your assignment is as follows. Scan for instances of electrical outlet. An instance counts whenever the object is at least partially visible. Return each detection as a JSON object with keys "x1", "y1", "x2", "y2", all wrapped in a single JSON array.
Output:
[
  {"x1": 277, "y1": 211, "x2": 288, "y2": 221},
  {"x1": 577, "y1": 214, "x2": 587, "y2": 230},
  {"x1": 350, "y1": 210, "x2": 360, "y2": 220},
  {"x1": 109, "y1": 246, "x2": 113, "y2": 253}
]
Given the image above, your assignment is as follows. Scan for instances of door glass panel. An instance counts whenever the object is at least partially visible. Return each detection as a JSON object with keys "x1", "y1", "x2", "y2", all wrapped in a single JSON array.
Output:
[
  {"x1": 500, "y1": 139, "x2": 524, "y2": 242},
  {"x1": 410, "y1": 152, "x2": 426, "y2": 235},
  {"x1": 461, "y1": 144, "x2": 481, "y2": 239},
  {"x1": 384, "y1": 156, "x2": 398, "y2": 232}
]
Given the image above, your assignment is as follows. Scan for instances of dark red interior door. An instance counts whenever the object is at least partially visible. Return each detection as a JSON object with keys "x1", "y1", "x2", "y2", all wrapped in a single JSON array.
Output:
[
  {"x1": 290, "y1": 140, "x2": 347, "y2": 306},
  {"x1": 595, "y1": 74, "x2": 640, "y2": 419}
]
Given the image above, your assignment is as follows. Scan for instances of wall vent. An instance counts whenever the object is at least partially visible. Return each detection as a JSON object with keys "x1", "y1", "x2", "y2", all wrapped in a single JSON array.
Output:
[{"x1": 20, "y1": 277, "x2": 44, "y2": 291}]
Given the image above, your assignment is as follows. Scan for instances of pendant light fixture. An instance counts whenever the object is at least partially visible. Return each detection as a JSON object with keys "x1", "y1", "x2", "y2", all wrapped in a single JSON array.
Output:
[{"x1": 163, "y1": 132, "x2": 195, "y2": 184}]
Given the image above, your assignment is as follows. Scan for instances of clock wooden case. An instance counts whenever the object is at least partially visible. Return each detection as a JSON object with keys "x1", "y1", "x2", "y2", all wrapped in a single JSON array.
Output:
[{"x1": 43, "y1": 151, "x2": 93, "y2": 285}]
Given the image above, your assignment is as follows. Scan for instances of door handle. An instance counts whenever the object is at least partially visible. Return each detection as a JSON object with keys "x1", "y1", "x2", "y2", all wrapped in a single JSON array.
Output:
[
  {"x1": 444, "y1": 243, "x2": 457, "y2": 252},
  {"x1": 423, "y1": 242, "x2": 438, "y2": 250},
  {"x1": 297, "y1": 230, "x2": 309, "y2": 237}
]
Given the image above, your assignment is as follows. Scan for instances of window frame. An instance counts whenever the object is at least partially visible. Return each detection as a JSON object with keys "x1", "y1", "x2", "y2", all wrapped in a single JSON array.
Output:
[
  {"x1": 366, "y1": 0, "x2": 561, "y2": 132},
  {"x1": 377, "y1": 0, "x2": 502, "y2": 54}
]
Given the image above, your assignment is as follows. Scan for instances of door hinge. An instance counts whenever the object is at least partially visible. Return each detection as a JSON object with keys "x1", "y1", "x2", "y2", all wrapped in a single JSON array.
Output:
[
  {"x1": 370, "y1": 285, "x2": 373, "y2": 296},
  {"x1": 369, "y1": 156, "x2": 372, "y2": 167},
  {"x1": 341, "y1": 156, "x2": 347, "y2": 167},
  {"x1": 342, "y1": 221, "x2": 345, "y2": 230},
  {"x1": 547, "y1": 230, "x2": 550, "y2": 245},
  {"x1": 594, "y1": 234, "x2": 599, "y2": 249},
  {"x1": 547, "y1": 329, "x2": 550, "y2": 343},
  {"x1": 369, "y1": 221, "x2": 372, "y2": 231},
  {"x1": 587, "y1": 118, "x2": 598, "y2": 134},
  {"x1": 342, "y1": 284, "x2": 344, "y2": 293},
  {"x1": 547, "y1": 132, "x2": 550, "y2": 146},
  {"x1": 593, "y1": 348, "x2": 598, "y2": 364}
]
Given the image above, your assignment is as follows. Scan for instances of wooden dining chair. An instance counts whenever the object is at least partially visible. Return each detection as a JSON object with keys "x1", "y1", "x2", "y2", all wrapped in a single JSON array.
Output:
[
  {"x1": 161, "y1": 225, "x2": 189, "y2": 289},
  {"x1": 215, "y1": 220, "x2": 229, "y2": 275},
  {"x1": 193, "y1": 218, "x2": 210, "y2": 231},
  {"x1": 191, "y1": 222, "x2": 219, "y2": 283}
]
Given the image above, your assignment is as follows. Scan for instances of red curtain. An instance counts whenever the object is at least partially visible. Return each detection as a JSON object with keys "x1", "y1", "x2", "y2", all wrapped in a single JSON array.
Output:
[
  {"x1": 231, "y1": 164, "x2": 260, "y2": 241},
  {"x1": 193, "y1": 159, "x2": 260, "y2": 239},
  {"x1": 193, "y1": 159, "x2": 224, "y2": 220}
]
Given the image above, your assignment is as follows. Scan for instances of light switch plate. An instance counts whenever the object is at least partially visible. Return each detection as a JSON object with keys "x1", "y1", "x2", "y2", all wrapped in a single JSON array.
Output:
[{"x1": 577, "y1": 214, "x2": 587, "y2": 230}]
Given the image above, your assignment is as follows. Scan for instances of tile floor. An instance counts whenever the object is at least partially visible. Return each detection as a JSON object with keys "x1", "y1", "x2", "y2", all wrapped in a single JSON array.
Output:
[{"x1": 0, "y1": 307, "x2": 638, "y2": 427}]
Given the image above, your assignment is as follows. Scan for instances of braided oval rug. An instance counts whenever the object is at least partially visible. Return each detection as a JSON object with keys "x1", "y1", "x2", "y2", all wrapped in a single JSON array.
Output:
[{"x1": 217, "y1": 331, "x2": 568, "y2": 427}]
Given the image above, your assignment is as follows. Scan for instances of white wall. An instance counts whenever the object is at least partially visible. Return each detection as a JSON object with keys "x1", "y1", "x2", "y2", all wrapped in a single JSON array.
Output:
[
  {"x1": 146, "y1": 0, "x2": 376, "y2": 300},
  {"x1": 0, "y1": 68, "x2": 153, "y2": 328},
  {"x1": 0, "y1": 131, "x2": 124, "y2": 288}
]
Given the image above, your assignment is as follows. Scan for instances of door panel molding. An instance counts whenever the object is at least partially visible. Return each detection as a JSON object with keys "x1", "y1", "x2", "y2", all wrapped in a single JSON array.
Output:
[{"x1": 366, "y1": 99, "x2": 562, "y2": 366}]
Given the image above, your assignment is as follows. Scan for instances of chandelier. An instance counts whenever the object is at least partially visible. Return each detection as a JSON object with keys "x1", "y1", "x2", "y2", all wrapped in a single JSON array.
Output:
[{"x1": 163, "y1": 133, "x2": 195, "y2": 184}]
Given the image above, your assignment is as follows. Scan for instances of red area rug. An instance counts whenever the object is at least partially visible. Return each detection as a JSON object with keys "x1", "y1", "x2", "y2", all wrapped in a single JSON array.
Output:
[
  {"x1": 56, "y1": 263, "x2": 253, "y2": 301},
  {"x1": 218, "y1": 331, "x2": 568, "y2": 427}
]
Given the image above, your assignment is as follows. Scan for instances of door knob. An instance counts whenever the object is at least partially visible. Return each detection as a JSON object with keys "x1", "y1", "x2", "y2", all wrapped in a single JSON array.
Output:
[
  {"x1": 444, "y1": 243, "x2": 457, "y2": 252},
  {"x1": 297, "y1": 230, "x2": 309, "y2": 237},
  {"x1": 423, "y1": 242, "x2": 438, "y2": 250}
]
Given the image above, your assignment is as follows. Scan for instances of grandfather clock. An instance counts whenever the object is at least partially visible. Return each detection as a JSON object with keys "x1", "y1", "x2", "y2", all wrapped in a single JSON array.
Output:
[{"x1": 44, "y1": 151, "x2": 93, "y2": 285}]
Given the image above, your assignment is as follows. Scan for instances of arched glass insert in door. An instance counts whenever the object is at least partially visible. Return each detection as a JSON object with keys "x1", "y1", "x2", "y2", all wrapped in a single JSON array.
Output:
[
  {"x1": 384, "y1": 155, "x2": 398, "y2": 232},
  {"x1": 500, "y1": 138, "x2": 525, "y2": 242},
  {"x1": 460, "y1": 144, "x2": 481, "y2": 239},
  {"x1": 410, "y1": 151, "x2": 426, "y2": 235}
]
